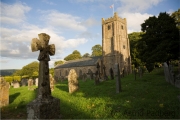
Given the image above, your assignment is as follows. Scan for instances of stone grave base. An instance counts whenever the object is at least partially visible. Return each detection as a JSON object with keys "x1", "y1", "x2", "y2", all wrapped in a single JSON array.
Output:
[{"x1": 27, "y1": 97, "x2": 60, "y2": 119}]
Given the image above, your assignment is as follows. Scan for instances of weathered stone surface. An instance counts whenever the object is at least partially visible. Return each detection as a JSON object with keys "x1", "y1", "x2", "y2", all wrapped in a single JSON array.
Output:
[
  {"x1": 68, "y1": 69, "x2": 79, "y2": 93},
  {"x1": 0, "y1": 77, "x2": 9, "y2": 108},
  {"x1": 27, "y1": 33, "x2": 60, "y2": 119},
  {"x1": 35, "y1": 78, "x2": 38, "y2": 87},
  {"x1": 114, "y1": 63, "x2": 121, "y2": 93},
  {"x1": 21, "y1": 78, "x2": 27, "y2": 86},
  {"x1": 13, "y1": 81, "x2": 20, "y2": 88},
  {"x1": 27, "y1": 97, "x2": 60, "y2": 119},
  {"x1": 49, "y1": 74, "x2": 55, "y2": 91},
  {"x1": 28, "y1": 79, "x2": 34, "y2": 90}
]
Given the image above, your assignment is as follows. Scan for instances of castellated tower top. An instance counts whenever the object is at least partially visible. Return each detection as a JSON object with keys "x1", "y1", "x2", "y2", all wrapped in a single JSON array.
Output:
[{"x1": 102, "y1": 12, "x2": 127, "y2": 25}]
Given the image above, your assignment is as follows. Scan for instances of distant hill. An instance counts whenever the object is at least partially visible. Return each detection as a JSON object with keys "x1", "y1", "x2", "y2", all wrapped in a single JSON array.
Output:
[{"x1": 0, "y1": 69, "x2": 19, "y2": 76}]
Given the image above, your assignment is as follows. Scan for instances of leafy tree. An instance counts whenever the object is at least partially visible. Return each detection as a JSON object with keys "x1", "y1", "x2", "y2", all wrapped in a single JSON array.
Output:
[
  {"x1": 171, "y1": 9, "x2": 180, "y2": 30},
  {"x1": 13, "y1": 76, "x2": 21, "y2": 81},
  {"x1": 82, "y1": 53, "x2": 90, "y2": 58},
  {"x1": 128, "y1": 32, "x2": 144, "y2": 67},
  {"x1": 91, "y1": 44, "x2": 102, "y2": 57},
  {"x1": 64, "y1": 50, "x2": 82, "y2": 61},
  {"x1": 50, "y1": 68, "x2": 54, "y2": 77},
  {"x1": 4, "y1": 76, "x2": 13, "y2": 83},
  {"x1": 22, "y1": 75, "x2": 29, "y2": 79},
  {"x1": 32, "y1": 71, "x2": 38, "y2": 78},
  {"x1": 140, "y1": 12, "x2": 179, "y2": 72},
  {"x1": 54, "y1": 60, "x2": 65, "y2": 67}
]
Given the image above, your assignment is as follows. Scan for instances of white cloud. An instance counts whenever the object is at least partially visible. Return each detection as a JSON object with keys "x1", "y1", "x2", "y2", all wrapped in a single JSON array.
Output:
[
  {"x1": 117, "y1": 0, "x2": 163, "y2": 13},
  {"x1": 41, "y1": 0, "x2": 56, "y2": 5},
  {"x1": 120, "y1": 12, "x2": 153, "y2": 33},
  {"x1": 0, "y1": 2, "x2": 31, "y2": 25},
  {"x1": 80, "y1": 18, "x2": 100, "y2": 27},
  {"x1": 39, "y1": 10, "x2": 87, "y2": 31}
]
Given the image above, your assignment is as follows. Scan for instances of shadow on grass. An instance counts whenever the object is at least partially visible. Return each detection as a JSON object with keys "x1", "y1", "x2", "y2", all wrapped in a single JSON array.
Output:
[
  {"x1": 56, "y1": 84, "x2": 69, "y2": 93},
  {"x1": 9, "y1": 92, "x2": 21, "y2": 104}
]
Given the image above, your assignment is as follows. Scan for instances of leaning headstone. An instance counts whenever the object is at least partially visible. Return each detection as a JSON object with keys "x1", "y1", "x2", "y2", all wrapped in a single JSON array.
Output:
[
  {"x1": 13, "y1": 81, "x2": 20, "y2": 88},
  {"x1": 35, "y1": 78, "x2": 38, "y2": 87},
  {"x1": 49, "y1": 74, "x2": 55, "y2": 91},
  {"x1": 0, "y1": 76, "x2": 9, "y2": 108},
  {"x1": 163, "y1": 62, "x2": 171, "y2": 83},
  {"x1": 68, "y1": 69, "x2": 79, "y2": 93},
  {"x1": 114, "y1": 63, "x2": 121, "y2": 93},
  {"x1": 27, "y1": 33, "x2": 60, "y2": 119},
  {"x1": 28, "y1": 79, "x2": 34, "y2": 90}
]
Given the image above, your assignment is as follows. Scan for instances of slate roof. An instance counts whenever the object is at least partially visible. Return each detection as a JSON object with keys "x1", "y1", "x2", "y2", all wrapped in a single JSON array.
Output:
[{"x1": 54, "y1": 56, "x2": 102, "y2": 69}]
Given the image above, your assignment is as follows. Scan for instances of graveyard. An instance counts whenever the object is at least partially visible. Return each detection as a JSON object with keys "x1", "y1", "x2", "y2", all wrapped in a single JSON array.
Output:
[{"x1": 1, "y1": 67, "x2": 179, "y2": 119}]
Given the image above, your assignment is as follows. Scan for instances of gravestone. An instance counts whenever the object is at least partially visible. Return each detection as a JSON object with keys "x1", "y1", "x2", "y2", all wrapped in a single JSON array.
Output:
[
  {"x1": 28, "y1": 79, "x2": 34, "y2": 90},
  {"x1": 103, "y1": 65, "x2": 108, "y2": 80},
  {"x1": 82, "y1": 73, "x2": 87, "y2": 81},
  {"x1": 163, "y1": 62, "x2": 171, "y2": 83},
  {"x1": 0, "y1": 77, "x2": 9, "y2": 108},
  {"x1": 95, "y1": 70, "x2": 100, "y2": 85},
  {"x1": 114, "y1": 63, "x2": 121, "y2": 93},
  {"x1": 27, "y1": 33, "x2": 60, "y2": 119},
  {"x1": 68, "y1": 69, "x2": 79, "y2": 93},
  {"x1": 13, "y1": 81, "x2": 20, "y2": 88},
  {"x1": 110, "y1": 68, "x2": 114, "y2": 80},
  {"x1": 97, "y1": 63, "x2": 101, "y2": 79},
  {"x1": 49, "y1": 74, "x2": 55, "y2": 91},
  {"x1": 21, "y1": 78, "x2": 27, "y2": 86},
  {"x1": 35, "y1": 78, "x2": 38, "y2": 87}
]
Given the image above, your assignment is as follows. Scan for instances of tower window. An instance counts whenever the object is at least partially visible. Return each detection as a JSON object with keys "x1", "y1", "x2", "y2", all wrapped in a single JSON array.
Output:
[
  {"x1": 121, "y1": 25, "x2": 123, "y2": 29},
  {"x1": 108, "y1": 25, "x2": 111, "y2": 30},
  {"x1": 123, "y1": 45, "x2": 125, "y2": 49}
]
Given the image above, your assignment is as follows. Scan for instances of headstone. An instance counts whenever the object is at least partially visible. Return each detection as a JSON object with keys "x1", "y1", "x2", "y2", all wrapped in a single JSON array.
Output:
[
  {"x1": 110, "y1": 68, "x2": 114, "y2": 80},
  {"x1": 21, "y1": 78, "x2": 27, "y2": 86},
  {"x1": 27, "y1": 33, "x2": 60, "y2": 119},
  {"x1": 95, "y1": 70, "x2": 100, "y2": 85},
  {"x1": 68, "y1": 69, "x2": 79, "y2": 93},
  {"x1": 28, "y1": 79, "x2": 34, "y2": 90},
  {"x1": 163, "y1": 62, "x2": 171, "y2": 83},
  {"x1": 35, "y1": 78, "x2": 38, "y2": 87},
  {"x1": 82, "y1": 73, "x2": 87, "y2": 81},
  {"x1": 114, "y1": 63, "x2": 121, "y2": 93},
  {"x1": 13, "y1": 81, "x2": 20, "y2": 88},
  {"x1": 0, "y1": 76, "x2": 9, "y2": 107},
  {"x1": 103, "y1": 65, "x2": 108, "y2": 80},
  {"x1": 49, "y1": 74, "x2": 55, "y2": 91},
  {"x1": 97, "y1": 63, "x2": 101, "y2": 79}
]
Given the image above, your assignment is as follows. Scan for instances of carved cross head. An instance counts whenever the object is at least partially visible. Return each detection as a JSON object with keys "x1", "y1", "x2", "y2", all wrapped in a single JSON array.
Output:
[{"x1": 31, "y1": 33, "x2": 55, "y2": 56}]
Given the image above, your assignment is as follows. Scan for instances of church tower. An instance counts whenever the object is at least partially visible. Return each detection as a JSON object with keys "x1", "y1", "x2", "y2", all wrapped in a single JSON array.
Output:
[{"x1": 102, "y1": 12, "x2": 131, "y2": 75}]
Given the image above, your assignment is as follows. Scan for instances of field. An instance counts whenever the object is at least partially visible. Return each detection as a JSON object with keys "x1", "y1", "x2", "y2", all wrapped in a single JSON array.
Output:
[{"x1": 1, "y1": 68, "x2": 180, "y2": 119}]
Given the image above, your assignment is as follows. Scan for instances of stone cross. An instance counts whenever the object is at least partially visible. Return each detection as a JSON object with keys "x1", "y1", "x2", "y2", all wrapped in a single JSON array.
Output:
[
  {"x1": 110, "y1": 68, "x2": 114, "y2": 80},
  {"x1": 27, "y1": 33, "x2": 60, "y2": 119},
  {"x1": 31, "y1": 33, "x2": 55, "y2": 98},
  {"x1": 97, "y1": 63, "x2": 101, "y2": 79},
  {"x1": 114, "y1": 63, "x2": 121, "y2": 93}
]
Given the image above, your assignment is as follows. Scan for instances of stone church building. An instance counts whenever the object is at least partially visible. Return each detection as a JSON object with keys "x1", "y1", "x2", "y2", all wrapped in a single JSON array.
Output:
[{"x1": 54, "y1": 12, "x2": 131, "y2": 80}]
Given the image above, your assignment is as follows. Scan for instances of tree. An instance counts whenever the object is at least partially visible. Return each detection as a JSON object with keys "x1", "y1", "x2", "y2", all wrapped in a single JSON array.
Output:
[
  {"x1": 13, "y1": 76, "x2": 21, "y2": 81},
  {"x1": 64, "y1": 50, "x2": 82, "y2": 61},
  {"x1": 140, "y1": 12, "x2": 179, "y2": 72},
  {"x1": 128, "y1": 32, "x2": 145, "y2": 67},
  {"x1": 4, "y1": 76, "x2": 13, "y2": 83},
  {"x1": 171, "y1": 9, "x2": 180, "y2": 30},
  {"x1": 54, "y1": 60, "x2": 65, "y2": 67},
  {"x1": 32, "y1": 71, "x2": 38, "y2": 78},
  {"x1": 82, "y1": 53, "x2": 90, "y2": 58},
  {"x1": 49, "y1": 68, "x2": 54, "y2": 77},
  {"x1": 91, "y1": 44, "x2": 102, "y2": 57}
]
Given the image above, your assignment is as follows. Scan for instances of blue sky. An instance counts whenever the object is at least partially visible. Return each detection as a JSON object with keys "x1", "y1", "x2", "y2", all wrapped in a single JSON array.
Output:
[{"x1": 0, "y1": 0, "x2": 179, "y2": 69}]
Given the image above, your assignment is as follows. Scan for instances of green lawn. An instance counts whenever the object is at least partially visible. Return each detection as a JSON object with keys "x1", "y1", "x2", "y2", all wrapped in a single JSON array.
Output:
[{"x1": 1, "y1": 68, "x2": 180, "y2": 119}]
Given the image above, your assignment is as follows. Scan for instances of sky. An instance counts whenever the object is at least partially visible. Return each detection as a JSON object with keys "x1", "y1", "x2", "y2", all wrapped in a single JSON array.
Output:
[{"x1": 0, "y1": 0, "x2": 179, "y2": 70}]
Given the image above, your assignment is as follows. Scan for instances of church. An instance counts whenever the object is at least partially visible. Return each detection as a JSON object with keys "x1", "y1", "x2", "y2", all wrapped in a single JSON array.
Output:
[{"x1": 54, "y1": 12, "x2": 131, "y2": 80}]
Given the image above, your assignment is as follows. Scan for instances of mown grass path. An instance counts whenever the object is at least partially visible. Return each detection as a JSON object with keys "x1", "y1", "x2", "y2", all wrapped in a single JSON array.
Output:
[{"x1": 1, "y1": 68, "x2": 180, "y2": 119}]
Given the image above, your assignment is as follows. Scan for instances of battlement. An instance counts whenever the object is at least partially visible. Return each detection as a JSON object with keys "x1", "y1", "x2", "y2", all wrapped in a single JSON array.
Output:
[{"x1": 102, "y1": 12, "x2": 126, "y2": 24}]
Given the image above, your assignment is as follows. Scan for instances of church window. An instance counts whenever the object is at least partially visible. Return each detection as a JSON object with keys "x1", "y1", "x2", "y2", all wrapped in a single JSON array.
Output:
[
  {"x1": 108, "y1": 25, "x2": 111, "y2": 30},
  {"x1": 121, "y1": 25, "x2": 123, "y2": 29},
  {"x1": 123, "y1": 45, "x2": 125, "y2": 49},
  {"x1": 65, "y1": 70, "x2": 68, "y2": 76}
]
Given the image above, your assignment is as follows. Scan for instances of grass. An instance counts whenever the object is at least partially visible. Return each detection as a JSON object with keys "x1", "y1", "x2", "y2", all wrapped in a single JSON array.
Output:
[{"x1": 1, "y1": 67, "x2": 180, "y2": 119}]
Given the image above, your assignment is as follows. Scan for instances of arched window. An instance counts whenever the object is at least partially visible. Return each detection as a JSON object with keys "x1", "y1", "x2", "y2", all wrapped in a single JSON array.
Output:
[
  {"x1": 108, "y1": 25, "x2": 111, "y2": 30},
  {"x1": 121, "y1": 25, "x2": 123, "y2": 29}
]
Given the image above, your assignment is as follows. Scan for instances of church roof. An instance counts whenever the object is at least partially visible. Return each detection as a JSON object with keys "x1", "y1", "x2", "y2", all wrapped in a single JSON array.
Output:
[{"x1": 54, "y1": 56, "x2": 102, "y2": 69}]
